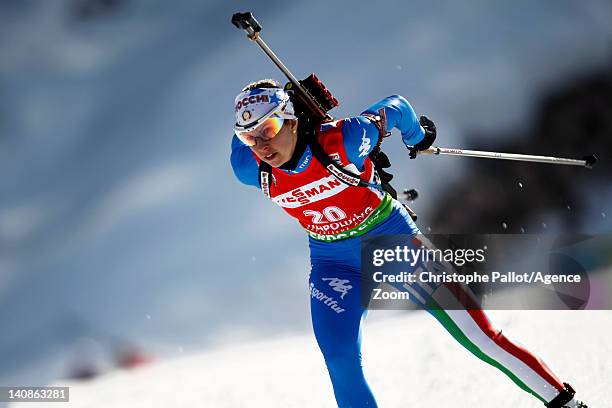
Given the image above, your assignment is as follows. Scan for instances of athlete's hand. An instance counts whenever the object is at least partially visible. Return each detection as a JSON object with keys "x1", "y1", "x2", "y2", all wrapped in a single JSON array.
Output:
[{"x1": 408, "y1": 116, "x2": 436, "y2": 159}]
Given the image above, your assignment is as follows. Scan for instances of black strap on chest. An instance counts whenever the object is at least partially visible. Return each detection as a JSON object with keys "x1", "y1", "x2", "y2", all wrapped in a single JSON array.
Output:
[
  {"x1": 258, "y1": 108, "x2": 397, "y2": 199},
  {"x1": 259, "y1": 160, "x2": 273, "y2": 198},
  {"x1": 308, "y1": 140, "x2": 372, "y2": 188}
]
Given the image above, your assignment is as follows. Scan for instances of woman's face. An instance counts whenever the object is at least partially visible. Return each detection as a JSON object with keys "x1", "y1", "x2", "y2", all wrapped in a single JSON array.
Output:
[{"x1": 250, "y1": 119, "x2": 298, "y2": 167}]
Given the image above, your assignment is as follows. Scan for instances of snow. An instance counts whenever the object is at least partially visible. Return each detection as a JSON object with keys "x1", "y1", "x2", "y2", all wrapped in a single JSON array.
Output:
[{"x1": 12, "y1": 310, "x2": 610, "y2": 407}]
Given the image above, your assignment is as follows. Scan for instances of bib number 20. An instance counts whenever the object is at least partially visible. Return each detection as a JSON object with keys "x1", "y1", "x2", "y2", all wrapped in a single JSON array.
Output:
[{"x1": 303, "y1": 206, "x2": 347, "y2": 224}]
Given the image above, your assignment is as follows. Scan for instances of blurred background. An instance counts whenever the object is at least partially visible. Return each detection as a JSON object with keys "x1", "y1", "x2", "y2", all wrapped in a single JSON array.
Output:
[{"x1": 1, "y1": 0, "x2": 611, "y2": 389}]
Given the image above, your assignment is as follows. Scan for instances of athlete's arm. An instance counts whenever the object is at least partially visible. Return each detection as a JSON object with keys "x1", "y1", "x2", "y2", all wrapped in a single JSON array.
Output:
[
  {"x1": 342, "y1": 95, "x2": 425, "y2": 170},
  {"x1": 230, "y1": 135, "x2": 260, "y2": 188},
  {"x1": 363, "y1": 94, "x2": 425, "y2": 146}
]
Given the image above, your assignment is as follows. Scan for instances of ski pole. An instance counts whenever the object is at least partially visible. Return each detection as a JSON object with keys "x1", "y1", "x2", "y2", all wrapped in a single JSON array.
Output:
[
  {"x1": 418, "y1": 147, "x2": 597, "y2": 169},
  {"x1": 231, "y1": 12, "x2": 597, "y2": 171}
]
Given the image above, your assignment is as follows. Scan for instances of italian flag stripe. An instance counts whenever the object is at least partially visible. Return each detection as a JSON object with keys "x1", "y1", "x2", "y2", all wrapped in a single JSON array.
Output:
[
  {"x1": 426, "y1": 291, "x2": 559, "y2": 403},
  {"x1": 427, "y1": 303, "x2": 547, "y2": 402},
  {"x1": 445, "y1": 283, "x2": 566, "y2": 395},
  {"x1": 409, "y1": 235, "x2": 562, "y2": 403}
]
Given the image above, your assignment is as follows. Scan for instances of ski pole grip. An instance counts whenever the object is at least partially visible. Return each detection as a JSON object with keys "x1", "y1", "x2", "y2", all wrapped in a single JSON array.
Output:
[{"x1": 231, "y1": 12, "x2": 262, "y2": 36}]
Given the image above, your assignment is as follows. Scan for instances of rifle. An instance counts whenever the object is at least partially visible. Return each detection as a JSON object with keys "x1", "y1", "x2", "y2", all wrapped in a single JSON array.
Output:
[{"x1": 231, "y1": 12, "x2": 338, "y2": 134}]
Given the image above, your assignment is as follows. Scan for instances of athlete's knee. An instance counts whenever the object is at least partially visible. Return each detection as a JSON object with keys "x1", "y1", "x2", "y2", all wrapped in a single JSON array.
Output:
[
  {"x1": 323, "y1": 349, "x2": 363, "y2": 377},
  {"x1": 469, "y1": 309, "x2": 502, "y2": 340},
  {"x1": 481, "y1": 321, "x2": 502, "y2": 340}
]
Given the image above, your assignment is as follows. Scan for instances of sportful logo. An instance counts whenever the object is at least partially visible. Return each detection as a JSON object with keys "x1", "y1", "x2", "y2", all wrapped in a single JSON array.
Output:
[
  {"x1": 358, "y1": 129, "x2": 371, "y2": 158},
  {"x1": 321, "y1": 277, "x2": 352, "y2": 299},
  {"x1": 310, "y1": 283, "x2": 346, "y2": 313},
  {"x1": 273, "y1": 175, "x2": 348, "y2": 208}
]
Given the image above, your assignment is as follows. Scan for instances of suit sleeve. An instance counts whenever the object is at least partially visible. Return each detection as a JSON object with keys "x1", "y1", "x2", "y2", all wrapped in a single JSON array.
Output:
[
  {"x1": 230, "y1": 135, "x2": 260, "y2": 188},
  {"x1": 362, "y1": 94, "x2": 425, "y2": 146},
  {"x1": 341, "y1": 95, "x2": 426, "y2": 170},
  {"x1": 340, "y1": 117, "x2": 382, "y2": 171}
]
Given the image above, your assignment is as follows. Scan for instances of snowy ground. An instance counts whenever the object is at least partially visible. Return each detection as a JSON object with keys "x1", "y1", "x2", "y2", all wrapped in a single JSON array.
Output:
[{"x1": 11, "y1": 310, "x2": 610, "y2": 407}]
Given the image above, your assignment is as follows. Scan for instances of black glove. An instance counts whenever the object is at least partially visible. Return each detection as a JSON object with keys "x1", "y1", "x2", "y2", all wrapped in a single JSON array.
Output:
[{"x1": 408, "y1": 115, "x2": 437, "y2": 159}]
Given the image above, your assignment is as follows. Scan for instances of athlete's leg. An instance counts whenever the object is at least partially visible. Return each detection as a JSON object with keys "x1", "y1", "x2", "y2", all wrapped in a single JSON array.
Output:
[
  {"x1": 427, "y1": 282, "x2": 565, "y2": 403},
  {"x1": 395, "y1": 235, "x2": 567, "y2": 404},
  {"x1": 309, "y1": 261, "x2": 377, "y2": 408}
]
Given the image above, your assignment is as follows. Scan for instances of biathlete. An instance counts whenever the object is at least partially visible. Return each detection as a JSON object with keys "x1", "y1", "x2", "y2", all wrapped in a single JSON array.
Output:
[{"x1": 229, "y1": 79, "x2": 587, "y2": 408}]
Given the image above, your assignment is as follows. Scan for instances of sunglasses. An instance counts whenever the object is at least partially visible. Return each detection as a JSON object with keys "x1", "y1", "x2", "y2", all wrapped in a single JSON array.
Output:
[{"x1": 235, "y1": 115, "x2": 285, "y2": 147}]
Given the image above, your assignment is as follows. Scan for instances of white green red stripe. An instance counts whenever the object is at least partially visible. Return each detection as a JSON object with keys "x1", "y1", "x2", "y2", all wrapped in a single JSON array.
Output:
[
  {"x1": 408, "y1": 234, "x2": 565, "y2": 404},
  {"x1": 427, "y1": 278, "x2": 563, "y2": 403}
]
